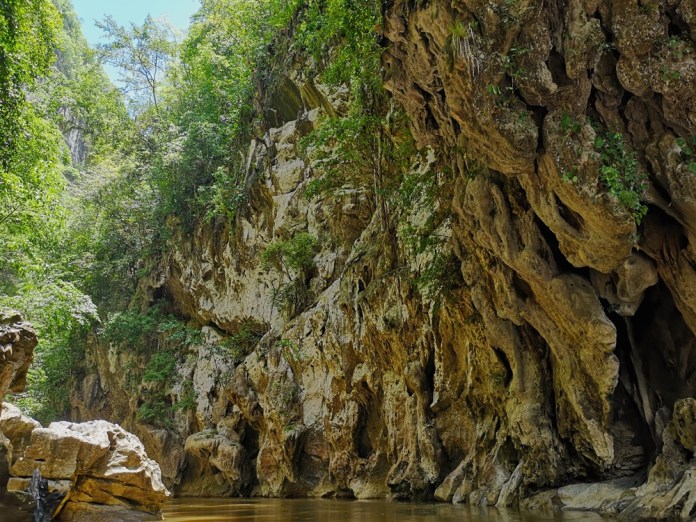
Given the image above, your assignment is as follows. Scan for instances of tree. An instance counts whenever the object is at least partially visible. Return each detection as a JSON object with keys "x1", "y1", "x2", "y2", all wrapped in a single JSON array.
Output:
[
  {"x1": 0, "y1": 0, "x2": 64, "y2": 291},
  {"x1": 0, "y1": 1, "x2": 129, "y2": 422},
  {"x1": 96, "y1": 15, "x2": 176, "y2": 111},
  {"x1": 0, "y1": 0, "x2": 60, "y2": 167}
]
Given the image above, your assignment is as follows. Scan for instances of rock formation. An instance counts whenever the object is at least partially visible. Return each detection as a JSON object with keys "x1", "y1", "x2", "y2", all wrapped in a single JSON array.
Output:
[
  {"x1": 0, "y1": 311, "x2": 37, "y2": 402},
  {"x1": 0, "y1": 311, "x2": 39, "y2": 515},
  {"x1": 524, "y1": 398, "x2": 696, "y2": 519},
  {"x1": 0, "y1": 312, "x2": 170, "y2": 520},
  {"x1": 1, "y1": 404, "x2": 170, "y2": 521},
  {"x1": 67, "y1": 0, "x2": 696, "y2": 519}
]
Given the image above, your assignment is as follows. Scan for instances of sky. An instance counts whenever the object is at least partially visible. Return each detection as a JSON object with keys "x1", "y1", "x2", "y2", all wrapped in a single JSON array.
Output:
[
  {"x1": 71, "y1": 0, "x2": 200, "y2": 46},
  {"x1": 70, "y1": 0, "x2": 200, "y2": 86}
]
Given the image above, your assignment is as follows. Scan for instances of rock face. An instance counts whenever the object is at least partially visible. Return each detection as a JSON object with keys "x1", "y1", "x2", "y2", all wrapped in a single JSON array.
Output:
[
  {"x1": 0, "y1": 311, "x2": 39, "y2": 513},
  {"x1": 0, "y1": 311, "x2": 37, "y2": 400},
  {"x1": 524, "y1": 398, "x2": 696, "y2": 519},
  {"x1": 1, "y1": 403, "x2": 170, "y2": 520},
  {"x1": 71, "y1": 0, "x2": 696, "y2": 519}
]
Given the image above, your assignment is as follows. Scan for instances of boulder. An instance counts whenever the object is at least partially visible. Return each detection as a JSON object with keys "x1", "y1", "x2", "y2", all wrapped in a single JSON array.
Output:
[
  {"x1": 180, "y1": 420, "x2": 252, "y2": 496},
  {"x1": 1, "y1": 404, "x2": 170, "y2": 520},
  {"x1": 0, "y1": 312, "x2": 38, "y2": 517}
]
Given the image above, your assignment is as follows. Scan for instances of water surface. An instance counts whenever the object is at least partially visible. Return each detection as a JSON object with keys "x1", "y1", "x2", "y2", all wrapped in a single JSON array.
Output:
[
  {"x1": 162, "y1": 498, "x2": 612, "y2": 522},
  {"x1": 0, "y1": 497, "x2": 617, "y2": 521}
]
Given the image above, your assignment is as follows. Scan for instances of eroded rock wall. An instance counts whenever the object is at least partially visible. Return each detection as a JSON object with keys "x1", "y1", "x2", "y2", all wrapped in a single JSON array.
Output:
[
  {"x1": 72, "y1": 0, "x2": 696, "y2": 518},
  {"x1": 0, "y1": 311, "x2": 37, "y2": 401}
]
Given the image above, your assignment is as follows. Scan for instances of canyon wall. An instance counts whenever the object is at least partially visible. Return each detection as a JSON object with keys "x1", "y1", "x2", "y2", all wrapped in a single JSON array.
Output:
[{"x1": 72, "y1": 0, "x2": 696, "y2": 518}]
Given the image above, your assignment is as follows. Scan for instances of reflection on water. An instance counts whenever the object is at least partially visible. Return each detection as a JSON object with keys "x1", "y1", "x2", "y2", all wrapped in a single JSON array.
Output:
[
  {"x1": 0, "y1": 498, "x2": 31, "y2": 522},
  {"x1": 162, "y1": 498, "x2": 612, "y2": 522},
  {"x1": 0, "y1": 497, "x2": 617, "y2": 521}
]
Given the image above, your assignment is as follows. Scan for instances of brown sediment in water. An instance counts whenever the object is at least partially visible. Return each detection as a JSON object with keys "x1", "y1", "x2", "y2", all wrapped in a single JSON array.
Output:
[{"x1": 161, "y1": 498, "x2": 613, "y2": 522}]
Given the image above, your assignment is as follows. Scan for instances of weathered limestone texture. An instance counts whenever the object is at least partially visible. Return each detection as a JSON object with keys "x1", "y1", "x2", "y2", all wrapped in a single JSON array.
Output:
[
  {"x1": 0, "y1": 311, "x2": 37, "y2": 400},
  {"x1": 1, "y1": 404, "x2": 170, "y2": 521},
  {"x1": 71, "y1": 0, "x2": 696, "y2": 519},
  {"x1": 523, "y1": 399, "x2": 696, "y2": 520},
  {"x1": 0, "y1": 311, "x2": 39, "y2": 513}
]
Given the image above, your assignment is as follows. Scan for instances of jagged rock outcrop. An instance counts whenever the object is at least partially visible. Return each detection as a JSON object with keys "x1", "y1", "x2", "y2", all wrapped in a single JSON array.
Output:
[
  {"x1": 1, "y1": 403, "x2": 170, "y2": 521},
  {"x1": 0, "y1": 311, "x2": 39, "y2": 515},
  {"x1": 71, "y1": 0, "x2": 696, "y2": 519},
  {"x1": 523, "y1": 398, "x2": 696, "y2": 519},
  {"x1": 0, "y1": 311, "x2": 37, "y2": 401}
]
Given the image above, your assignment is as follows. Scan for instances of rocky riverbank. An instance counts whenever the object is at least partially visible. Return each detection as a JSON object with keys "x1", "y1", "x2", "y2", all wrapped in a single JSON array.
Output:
[{"x1": 0, "y1": 313, "x2": 169, "y2": 520}]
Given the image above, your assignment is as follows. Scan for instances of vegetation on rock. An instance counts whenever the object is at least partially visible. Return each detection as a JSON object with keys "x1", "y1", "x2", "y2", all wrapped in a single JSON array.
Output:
[{"x1": 4, "y1": 0, "x2": 696, "y2": 518}]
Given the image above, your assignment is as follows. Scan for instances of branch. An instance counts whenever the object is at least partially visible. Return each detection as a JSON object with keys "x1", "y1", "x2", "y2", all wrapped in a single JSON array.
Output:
[{"x1": 0, "y1": 202, "x2": 23, "y2": 227}]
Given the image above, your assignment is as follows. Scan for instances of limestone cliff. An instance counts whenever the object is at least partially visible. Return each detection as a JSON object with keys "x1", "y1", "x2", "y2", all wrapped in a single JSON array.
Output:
[{"x1": 72, "y1": 0, "x2": 696, "y2": 519}]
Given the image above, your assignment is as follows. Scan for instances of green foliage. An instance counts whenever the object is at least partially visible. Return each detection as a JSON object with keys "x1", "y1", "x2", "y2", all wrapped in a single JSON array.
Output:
[
  {"x1": 103, "y1": 309, "x2": 159, "y2": 349},
  {"x1": 662, "y1": 66, "x2": 681, "y2": 83},
  {"x1": 301, "y1": 112, "x2": 382, "y2": 197},
  {"x1": 273, "y1": 278, "x2": 312, "y2": 318},
  {"x1": 66, "y1": 0, "x2": 391, "y2": 322},
  {"x1": 304, "y1": 170, "x2": 340, "y2": 199},
  {"x1": 401, "y1": 218, "x2": 460, "y2": 302},
  {"x1": 3, "y1": 0, "x2": 403, "y2": 427},
  {"x1": 157, "y1": 316, "x2": 205, "y2": 347},
  {"x1": 96, "y1": 15, "x2": 175, "y2": 111},
  {"x1": 0, "y1": 0, "x2": 60, "y2": 169},
  {"x1": 560, "y1": 113, "x2": 581, "y2": 134},
  {"x1": 220, "y1": 324, "x2": 263, "y2": 362},
  {"x1": 3, "y1": 280, "x2": 99, "y2": 423},
  {"x1": 103, "y1": 303, "x2": 203, "y2": 353},
  {"x1": 0, "y1": 100, "x2": 66, "y2": 292},
  {"x1": 0, "y1": 0, "x2": 65, "y2": 283},
  {"x1": 416, "y1": 251, "x2": 462, "y2": 302},
  {"x1": 1, "y1": 0, "x2": 136, "y2": 424},
  {"x1": 262, "y1": 233, "x2": 318, "y2": 276},
  {"x1": 486, "y1": 83, "x2": 502, "y2": 97},
  {"x1": 394, "y1": 170, "x2": 438, "y2": 209},
  {"x1": 676, "y1": 136, "x2": 696, "y2": 174},
  {"x1": 593, "y1": 130, "x2": 648, "y2": 223},
  {"x1": 136, "y1": 396, "x2": 173, "y2": 429},
  {"x1": 396, "y1": 163, "x2": 459, "y2": 303},
  {"x1": 562, "y1": 169, "x2": 579, "y2": 184},
  {"x1": 295, "y1": 0, "x2": 391, "y2": 205},
  {"x1": 142, "y1": 351, "x2": 177, "y2": 383},
  {"x1": 297, "y1": 0, "x2": 382, "y2": 91},
  {"x1": 664, "y1": 35, "x2": 693, "y2": 60},
  {"x1": 197, "y1": 167, "x2": 247, "y2": 223},
  {"x1": 500, "y1": 46, "x2": 529, "y2": 88},
  {"x1": 262, "y1": 233, "x2": 317, "y2": 317},
  {"x1": 40, "y1": 2, "x2": 129, "y2": 164},
  {"x1": 135, "y1": 0, "x2": 314, "y2": 227},
  {"x1": 173, "y1": 380, "x2": 197, "y2": 412},
  {"x1": 68, "y1": 168, "x2": 158, "y2": 313},
  {"x1": 137, "y1": 353, "x2": 197, "y2": 428},
  {"x1": 276, "y1": 338, "x2": 303, "y2": 362}
]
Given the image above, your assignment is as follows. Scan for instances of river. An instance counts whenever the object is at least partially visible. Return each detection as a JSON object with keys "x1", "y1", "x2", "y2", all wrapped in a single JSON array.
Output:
[
  {"x1": 0, "y1": 497, "x2": 614, "y2": 521},
  {"x1": 161, "y1": 498, "x2": 611, "y2": 521}
]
